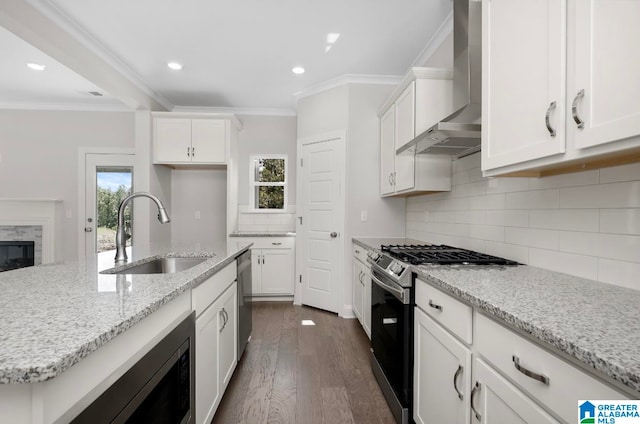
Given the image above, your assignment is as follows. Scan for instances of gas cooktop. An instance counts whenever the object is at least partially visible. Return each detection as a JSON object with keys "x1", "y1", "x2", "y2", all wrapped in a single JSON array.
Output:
[{"x1": 380, "y1": 244, "x2": 519, "y2": 266}]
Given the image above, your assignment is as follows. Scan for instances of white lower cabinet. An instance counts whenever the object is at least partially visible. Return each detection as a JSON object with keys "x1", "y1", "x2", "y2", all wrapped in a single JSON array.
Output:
[
  {"x1": 472, "y1": 358, "x2": 559, "y2": 424},
  {"x1": 352, "y1": 244, "x2": 371, "y2": 338},
  {"x1": 193, "y1": 265, "x2": 238, "y2": 424},
  {"x1": 414, "y1": 307, "x2": 471, "y2": 424},
  {"x1": 244, "y1": 237, "x2": 295, "y2": 296},
  {"x1": 414, "y1": 279, "x2": 630, "y2": 424}
]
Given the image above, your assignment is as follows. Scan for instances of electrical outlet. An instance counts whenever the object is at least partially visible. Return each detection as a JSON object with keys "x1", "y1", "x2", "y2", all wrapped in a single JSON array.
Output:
[
  {"x1": 361, "y1": 210, "x2": 368, "y2": 222},
  {"x1": 195, "y1": 210, "x2": 201, "y2": 219}
]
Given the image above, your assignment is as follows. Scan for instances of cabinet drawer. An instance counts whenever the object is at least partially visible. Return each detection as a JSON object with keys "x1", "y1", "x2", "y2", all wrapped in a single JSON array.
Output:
[
  {"x1": 352, "y1": 243, "x2": 370, "y2": 266},
  {"x1": 415, "y1": 279, "x2": 472, "y2": 344},
  {"x1": 246, "y1": 237, "x2": 294, "y2": 250},
  {"x1": 192, "y1": 261, "x2": 237, "y2": 317},
  {"x1": 475, "y1": 313, "x2": 628, "y2": 423}
]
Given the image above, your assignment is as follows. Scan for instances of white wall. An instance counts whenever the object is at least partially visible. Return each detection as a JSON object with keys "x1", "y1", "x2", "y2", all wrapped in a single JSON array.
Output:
[
  {"x1": 421, "y1": 32, "x2": 453, "y2": 68},
  {"x1": 0, "y1": 109, "x2": 135, "y2": 260},
  {"x1": 406, "y1": 153, "x2": 640, "y2": 291},
  {"x1": 237, "y1": 115, "x2": 297, "y2": 206},
  {"x1": 170, "y1": 169, "x2": 227, "y2": 245},
  {"x1": 296, "y1": 83, "x2": 406, "y2": 316}
]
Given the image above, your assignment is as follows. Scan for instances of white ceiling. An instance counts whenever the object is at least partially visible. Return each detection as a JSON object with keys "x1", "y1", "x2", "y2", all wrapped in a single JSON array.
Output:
[{"x1": 0, "y1": 0, "x2": 453, "y2": 114}]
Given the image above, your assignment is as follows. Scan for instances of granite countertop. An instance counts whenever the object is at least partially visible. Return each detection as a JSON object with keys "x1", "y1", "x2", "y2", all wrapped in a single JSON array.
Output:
[
  {"x1": 353, "y1": 237, "x2": 640, "y2": 395},
  {"x1": 229, "y1": 231, "x2": 296, "y2": 238},
  {"x1": 0, "y1": 240, "x2": 251, "y2": 384}
]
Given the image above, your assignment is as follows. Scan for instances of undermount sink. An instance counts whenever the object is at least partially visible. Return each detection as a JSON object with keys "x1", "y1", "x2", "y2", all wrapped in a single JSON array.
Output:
[{"x1": 102, "y1": 257, "x2": 209, "y2": 275}]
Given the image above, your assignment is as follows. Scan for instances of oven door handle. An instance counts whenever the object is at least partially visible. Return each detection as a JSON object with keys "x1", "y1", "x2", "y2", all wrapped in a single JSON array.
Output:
[{"x1": 371, "y1": 272, "x2": 407, "y2": 304}]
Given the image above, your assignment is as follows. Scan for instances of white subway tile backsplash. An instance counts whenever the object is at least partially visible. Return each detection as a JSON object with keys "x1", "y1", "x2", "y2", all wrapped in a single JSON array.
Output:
[
  {"x1": 529, "y1": 248, "x2": 598, "y2": 280},
  {"x1": 598, "y1": 258, "x2": 640, "y2": 290},
  {"x1": 600, "y1": 209, "x2": 640, "y2": 235},
  {"x1": 469, "y1": 193, "x2": 506, "y2": 210},
  {"x1": 469, "y1": 225, "x2": 504, "y2": 242},
  {"x1": 505, "y1": 227, "x2": 559, "y2": 250},
  {"x1": 529, "y1": 209, "x2": 599, "y2": 232},
  {"x1": 505, "y1": 189, "x2": 560, "y2": 210},
  {"x1": 486, "y1": 177, "x2": 530, "y2": 194},
  {"x1": 484, "y1": 210, "x2": 529, "y2": 227},
  {"x1": 406, "y1": 152, "x2": 640, "y2": 290},
  {"x1": 596, "y1": 233, "x2": 640, "y2": 263},
  {"x1": 558, "y1": 231, "x2": 600, "y2": 256},
  {"x1": 484, "y1": 241, "x2": 529, "y2": 264},
  {"x1": 599, "y1": 162, "x2": 640, "y2": 184},
  {"x1": 559, "y1": 181, "x2": 640, "y2": 209}
]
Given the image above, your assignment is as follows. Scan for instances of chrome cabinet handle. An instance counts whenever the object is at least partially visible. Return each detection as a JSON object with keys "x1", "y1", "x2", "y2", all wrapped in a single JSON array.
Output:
[
  {"x1": 572, "y1": 89, "x2": 585, "y2": 129},
  {"x1": 272, "y1": 242, "x2": 282, "y2": 246},
  {"x1": 545, "y1": 101, "x2": 557, "y2": 137},
  {"x1": 192, "y1": 146, "x2": 195, "y2": 157},
  {"x1": 453, "y1": 365, "x2": 464, "y2": 400},
  {"x1": 187, "y1": 146, "x2": 190, "y2": 157},
  {"x1": 471, "y1": 381, "x2": 482, "y2": 421},
  {"x1": 330, "y1": 232, "x2": 338, "y2": 238},
  {"x1": 428, "y1": 300, "x2": 443, "y2": 311},
  {"x1": 512, "y1": 355, "x2": 549, "y2": 385},
  {"x1": 392, "y1": 172, "x2": 396, "y2": 185},
  {"x1": 388, "y1": 173, "x2": 393, "y2": 185},
  {"x1": 219, "y1": 309, "x2": 225, "y2": 332}
]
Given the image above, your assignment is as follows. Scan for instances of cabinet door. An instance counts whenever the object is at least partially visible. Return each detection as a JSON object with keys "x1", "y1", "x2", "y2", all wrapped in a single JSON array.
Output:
[
  {"x1": 195, "y1": 294, "x2": 222, "y2": 424},
  {"x1": 472, "y1": 359, "x2": 559, "y2": 424},
  {"x1": 352, "y1": 261, "x2": 364, "y2": 321},
  {"x1": 414, "y1": 308, "x2": 471, "y2": 424},
  {"x1": 251, "y1": 249, "x2": 262, "y2": 294},
  {"x1": 394, "y1": 83, "x2": 416, "y2": 192},
  {"x1": 380, "y1": 106, "x2": 396, "y2": 196},
  {"x1": 218, "y1": 282, "x2": 238, "y2": 391},
  {"x1": 154, "y1": 118, "x2": 191, "y2": 163},
  {"x1": 482, "y1": 0, "x2": 566, "y2": 172},
  {"x1": 260, "y1": 249, "x2": 294, "y2": 294},
  {"x1": 571, "y1": 0, "x2": 640, "y2": 150},
  {"x1": 362, "y1": 265, "x2": 371, "y2": 339},
  {"x1": 191, "y1": 119, "x2": 227, "y2": 163}
]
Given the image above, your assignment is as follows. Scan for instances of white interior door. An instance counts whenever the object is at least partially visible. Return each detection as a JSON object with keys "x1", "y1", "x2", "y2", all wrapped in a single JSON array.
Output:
[
  {"x1": 298, "y1": 135, "x2": 344, "y2": 313},
  {"x1": 83, "y1": 153, "x2": 135, "y2": 256}
]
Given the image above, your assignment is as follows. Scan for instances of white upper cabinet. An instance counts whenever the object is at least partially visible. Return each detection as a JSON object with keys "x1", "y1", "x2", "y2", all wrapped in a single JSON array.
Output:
[
  {"x1": 482, "y1": 0, "x2": 567, "y2": 171},
  {"x1": 570, "y1": 1, "x2": 640, "y2": 150},
  {"x1": 482, "y1": 0, "x2": 640, "y2": 177},
  {"x1": 153, "y1": 113, "x2": 240, "y2": 166},
  {"x1": 379, "y1": 68, "x2": 453, "y2": 197}
]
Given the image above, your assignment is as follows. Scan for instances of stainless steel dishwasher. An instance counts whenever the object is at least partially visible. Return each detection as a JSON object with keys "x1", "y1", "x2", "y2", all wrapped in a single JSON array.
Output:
[{"x1": 237, "y1": 250, "x2": 252, "y2": 360}]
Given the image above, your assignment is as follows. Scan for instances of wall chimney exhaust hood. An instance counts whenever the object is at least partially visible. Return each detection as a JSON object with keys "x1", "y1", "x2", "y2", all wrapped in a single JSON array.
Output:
[{"x1": 397, "y1": 0, "x2": 482, "y2": 158}]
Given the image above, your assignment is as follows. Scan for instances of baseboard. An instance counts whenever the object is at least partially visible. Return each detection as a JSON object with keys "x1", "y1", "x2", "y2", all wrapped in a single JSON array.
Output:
[
  {"x1": 251, "y1": 296, "x2": 294, "y2": 302},
  {"x1": 340, "y1": 305, "x2": 356, "y2": 319}
]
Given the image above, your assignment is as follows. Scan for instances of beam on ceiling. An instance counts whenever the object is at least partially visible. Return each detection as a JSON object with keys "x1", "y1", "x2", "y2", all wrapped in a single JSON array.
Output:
[{"x1": 0, "y1": 0, "x2": 171, "y2": 111}]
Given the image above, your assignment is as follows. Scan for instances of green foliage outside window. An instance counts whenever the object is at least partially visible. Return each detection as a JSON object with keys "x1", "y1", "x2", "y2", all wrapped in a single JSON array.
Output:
[
  {"x1": 97, "y1": 185, "x2": 132, "y2": 229},
  {"x1": 254, "y1": 158, "x2": 286, "y2": 209}
]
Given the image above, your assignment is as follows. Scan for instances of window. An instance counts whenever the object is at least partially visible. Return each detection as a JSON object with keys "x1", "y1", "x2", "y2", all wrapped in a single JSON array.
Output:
[
  {"x1": 250, "y1": 155, "x2": 287, "y2": 211},
  {"x1": 96, "y1": 167, "x2": 133, "y2": 252}
]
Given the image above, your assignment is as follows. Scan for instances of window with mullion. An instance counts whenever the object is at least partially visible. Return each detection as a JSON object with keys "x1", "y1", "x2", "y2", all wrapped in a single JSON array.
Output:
[{"x1": 250, "y1": 155, "x2": 287, "y2": 211}]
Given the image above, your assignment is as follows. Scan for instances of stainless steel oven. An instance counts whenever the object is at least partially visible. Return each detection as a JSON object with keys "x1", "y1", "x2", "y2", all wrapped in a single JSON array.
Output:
[
  {"x1": 368, "y1": 243, "x2": 518, "y2": 424},
  {"x1": 369, "y1": 251, "x2": 414, "y2": 424},
  {"x1": 72, "y1": 312, "x2": 195, "y2": 424}
]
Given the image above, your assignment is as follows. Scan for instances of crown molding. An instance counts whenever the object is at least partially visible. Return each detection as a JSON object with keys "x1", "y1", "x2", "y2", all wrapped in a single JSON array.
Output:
[
  {"x1": 19, "y1": 0, "x2": 174, "y2": 111},
  {"x1": 0, "y1": 101, "x2": 133, "y2": 112},
  {"x1": 293, "y1": 74, "x2": 403, "y2": 101},
  {"x1": 411, "y1": 10, "x2": 453, "y2": 68},
  {"x1": 172, "y1": 106, "x2": 297, "y2": 117}
]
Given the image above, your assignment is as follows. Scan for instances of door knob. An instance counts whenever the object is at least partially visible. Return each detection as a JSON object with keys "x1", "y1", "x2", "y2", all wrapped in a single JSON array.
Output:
[
  {"x1": 330, "y1": 232, "x2": 338, "y2": 238},
  {"x1": 84, "y1": 227, "x2": 93, "y2": 233}
]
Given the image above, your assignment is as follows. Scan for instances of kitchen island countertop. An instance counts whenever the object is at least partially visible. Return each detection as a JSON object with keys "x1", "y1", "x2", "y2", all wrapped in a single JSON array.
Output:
[
  {"x1": 0, "y1": 240, "x2": 251, "y2": 384},
  {"x1": 353, "y1": 237, "x2": 640, "y2": 395}
]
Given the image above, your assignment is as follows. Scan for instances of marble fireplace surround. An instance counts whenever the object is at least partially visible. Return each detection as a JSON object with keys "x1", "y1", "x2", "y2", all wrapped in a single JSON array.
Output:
[{"x1": 0, "y1": 200, "x2": 58, "y2": 265}]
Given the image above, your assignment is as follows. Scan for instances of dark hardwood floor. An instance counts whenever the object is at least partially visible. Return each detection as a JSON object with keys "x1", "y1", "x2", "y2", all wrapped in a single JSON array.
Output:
[{"x1": 212, "y1": 302, "x2": 396, "y2": 424}]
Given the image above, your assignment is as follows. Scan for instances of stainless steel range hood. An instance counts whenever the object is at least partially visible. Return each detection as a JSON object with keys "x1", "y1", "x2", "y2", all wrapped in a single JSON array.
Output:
[{"x1": 397, "y1": 0, "x2": 482, "y2": 157}]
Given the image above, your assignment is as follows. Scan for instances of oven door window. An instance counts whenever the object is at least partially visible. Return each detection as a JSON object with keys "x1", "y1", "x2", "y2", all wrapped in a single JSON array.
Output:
[{"x1": 371, "y1": 281, "x2": 412, "y2": 406}]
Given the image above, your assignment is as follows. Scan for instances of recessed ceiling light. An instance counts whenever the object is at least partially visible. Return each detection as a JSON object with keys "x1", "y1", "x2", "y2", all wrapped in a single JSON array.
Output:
[
  {"x1": 167, "y1": 62, "x2": 183, "y2": 70},
  {"x1": 292, "y1": 66, "x2": 305, "y2": 75},
  {"x1": 326, "y1": 33, "x2": 341, "y2": 44},
  {"x1": 27, "y1": 63, "x2": 46, "y2": 71}
]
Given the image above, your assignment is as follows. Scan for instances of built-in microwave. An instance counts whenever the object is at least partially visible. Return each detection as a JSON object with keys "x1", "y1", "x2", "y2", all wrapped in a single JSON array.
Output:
[{"x1": 71, "y1": 312, "x2": 195, "y2": 424}]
